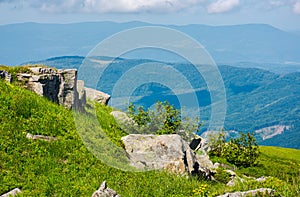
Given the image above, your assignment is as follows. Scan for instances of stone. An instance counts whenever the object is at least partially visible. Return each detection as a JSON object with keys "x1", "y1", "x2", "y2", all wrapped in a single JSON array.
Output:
[
  {"x1": 213, "y1": 162, "x2": 221, "y2": 169},
  {"x1": 195, "y1": 154, "x2": 214, "y2": 169},
  {"x1": 216, "y1": 188, "x2": 275, "y2": 197},
  {"x1": 189, "y1": 138, "x2": 202, "y2": 150},
  {"x1": 121, "y1": 134, "x2": 215, "y2": 177},
  {"x1": 76, "y1": 80, "x2": 86, "y2": 110},
  {"x1": 226, "y1": 177, "x2": 245, "y2": 187},
  {"x1": 110, "y1": 111, "x2": 137, "y2": 128},
  {"x1": 85, "y1": 87, "x2": 110, "y2": 105},
  {"x1": 26, "y1": 133, "x2": 57, "y2": 141},
  {"x1": 256, "y1": 176, "x2": 269, "y2": 182},
  {"x1": 224, "y1": 170, "x2": 236, "y2": 177},
  {"x1": 0, "y1": 188, "x2": 22, "y2": 197},
  {"x1": 0, "y1": 70, "x2": 12, "y2": 83},
  {"x1": 16, "y1": 67, "x2": 81, "y2": 109},
  {"x1": 91, "y1": 181, "x2": 120, "y2": 197},
  {"x1": 121, "y1": 134, "x2": 189, "y2": 174},
  {"x1": 58, "y1": 69, "x2": 77, "y2": 109}
]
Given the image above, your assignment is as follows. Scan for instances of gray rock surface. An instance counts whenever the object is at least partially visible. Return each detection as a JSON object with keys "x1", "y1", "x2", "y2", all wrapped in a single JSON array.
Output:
[
  {"x1": 110, "y1": 111, "x2": 137, "y2": 129},
  {"x1": 85, "y1": 87, "x2": 110, "y2": 105},
  {"x1": 58, "y1": 69, "x2": 77, "y2": 109},
  {"x1": 91, "y1": 181, "x2": 120, "y2": 197},
  {"x1": 76, "y1": 80, "x2": 86, "y2": 110},
  {"x1": 0, "y1": 188, "x2": 22, "y2": 197},
  {"x1": 216, "y1": 188, "x2": 274, "y2": 197},
  {"x1": 26, "y1": 133, "x2": 57, "y2": 141},
  {"x1": 0, "y1": 70, "x2": 12, "y2": 83},
  {"x1": 17, "y1": 67, "x2": 79, "y2": 109},
  {"x1": 121, "y1": 134, "x2": 214, "y2": 176}
]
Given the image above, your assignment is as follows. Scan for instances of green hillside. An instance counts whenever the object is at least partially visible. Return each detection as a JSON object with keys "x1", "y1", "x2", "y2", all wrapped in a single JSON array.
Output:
[
  {"x1": 27, "y1": 56, "x2": 300, "y2": 149},
  {"x1": 0, "y1": 78, "x2": 300, "y2": 196}
]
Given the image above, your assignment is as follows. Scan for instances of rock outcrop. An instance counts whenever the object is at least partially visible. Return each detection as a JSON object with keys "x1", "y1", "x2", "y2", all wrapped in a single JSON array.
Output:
[
  {"x1": 91, "y1": 181, "x2": 120, "y2": 197},
  {"x1": 85, "y1": 87, "x2": 111, "y2": 105},
  {"x1": 0, "y1": 70, "x2": 12, "y2": 83},
  {"x1": 17, "y1": 67, "x2": 80, "y2": 109},
  {"x1": 121, "y1": 134, "x2": 213, "y2": 177},
  {"x1": 14, "y1": 67, "x2": 110, "y2": 109},
  {"x1": 216, "y1": 188, "x2": 275, "y2": 197}
]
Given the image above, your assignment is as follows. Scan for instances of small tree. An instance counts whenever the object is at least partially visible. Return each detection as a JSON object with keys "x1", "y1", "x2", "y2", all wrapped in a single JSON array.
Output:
[
  {"x1": 208, "y1": 131, "x2": 260, "y2": 167},
  {"x1": 127, "y1": 101, "x2": 200, "y2": 140},
  {"x1": 207, "y1": 130, "x2": 226, "y2": 157},
  {"x1": 224, "y1": 132, "x2": 260, "y2": 167}
]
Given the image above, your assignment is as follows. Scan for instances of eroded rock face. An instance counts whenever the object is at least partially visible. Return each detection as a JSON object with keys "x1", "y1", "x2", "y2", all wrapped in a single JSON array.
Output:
[
  {"x1": 16, "y1": 67, "x2": 81, "y2": 109},
  {"x1": 121, "y1": 134, "x2": 205, "y2": 175},
  {"x1": 58, "y1": 69, "x2": 77, "y2": 109},
  {"x1": 76, "y1": 80, "x2": 86, "y2": 110},
  {"x1": 85, "y1": 87, "x2": 111, "y2": 105}
]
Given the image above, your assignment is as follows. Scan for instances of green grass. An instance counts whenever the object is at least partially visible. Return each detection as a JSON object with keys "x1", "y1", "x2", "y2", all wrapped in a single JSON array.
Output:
[{"x1": 0, "y1": 78, "x2": 300, "y2": 196}]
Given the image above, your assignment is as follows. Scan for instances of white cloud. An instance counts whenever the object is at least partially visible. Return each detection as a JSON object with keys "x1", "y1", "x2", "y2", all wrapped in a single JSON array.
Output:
[
  {"x1": 293, "y1": 1, "x2": 300, "y2": 14},
  {"x1": 207, "y1": 0, "x2": 240, "y2": 14},
  {"x1": 1, "y1": 0, "x2": 207, "y2": 14}
]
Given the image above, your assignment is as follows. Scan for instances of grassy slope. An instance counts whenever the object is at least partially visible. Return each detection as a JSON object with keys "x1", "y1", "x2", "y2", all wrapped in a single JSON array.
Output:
[{"x1": 0, "y1": 79, "x2": 300, "y2": 196}]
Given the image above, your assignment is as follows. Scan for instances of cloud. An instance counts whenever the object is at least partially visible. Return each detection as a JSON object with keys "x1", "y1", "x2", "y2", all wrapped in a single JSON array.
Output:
[
  {"x1": 293, "y1": 1, "x2": 300, "y2": 14},
  {"x1": 0, "y1": 0, "x2": 207, "y2": 13},
  {"x1": 207, "y1": 0, "x2": 240, "y2": 13}
]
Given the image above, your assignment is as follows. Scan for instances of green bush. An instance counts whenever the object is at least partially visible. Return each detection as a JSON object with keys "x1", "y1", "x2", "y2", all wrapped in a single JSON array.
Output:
[
  {"x1": 209, "y1": 132, "x2": 260, "y2": 168},
  {"x1": 224, "y1": 132, "x2": 260, "y2": 167},
  {"x1": 127, "y1": 101, "x2": 200, "y2": 140}
]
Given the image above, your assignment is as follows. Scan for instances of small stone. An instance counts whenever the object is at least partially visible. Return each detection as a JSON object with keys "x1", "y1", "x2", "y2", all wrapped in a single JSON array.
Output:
[
  {"x1": 216, "y1": 188, "x2": 274, "y2": 197},
  {"x1": 0, "y1": 188, "x2": 22, "y2": 197},
  {"x1": 91, "y1": 181, "x2": 120, "y2": 197},
  {"x1": 26, "y1": 133, "x2": 57, "y2": 141}
]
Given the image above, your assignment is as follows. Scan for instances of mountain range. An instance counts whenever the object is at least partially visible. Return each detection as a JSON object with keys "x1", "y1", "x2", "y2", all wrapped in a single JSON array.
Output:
[
  {"x1": 1, "y1": 21, "x2": 300, "y2": 74},
  {"x1": 28, "y1": 56, "x2": 300, "y2": 149}
]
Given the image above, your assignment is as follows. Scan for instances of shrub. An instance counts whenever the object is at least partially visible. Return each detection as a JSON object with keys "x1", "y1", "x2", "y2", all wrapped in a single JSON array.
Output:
[
  {"x1": 224, "y1": 132, "x2": 260, "y2": 167},
  {"x1": 127, "y1": 101, "x2": 200, "y2": 140},
  {"x1": 209, "y1": 131, "x2": 260, "y2": 168}
]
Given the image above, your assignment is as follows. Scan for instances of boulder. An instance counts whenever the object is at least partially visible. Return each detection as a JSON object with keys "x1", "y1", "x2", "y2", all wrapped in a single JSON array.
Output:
[
  {"x1": 121, "y1": 134, "x2": 210, "y2": 175},
  {"x1": 85, "y1": 87, "x2": 110, "y2": 105},
  {"x1": 0, "y1": 70, "x2": 12, "y2": 83},
  {"x1": 16, "y1": 67, "x2": 81, "y2": 109},
  {"x1": 58, "y1": 69, "x2": 77, "y2": 109},
  {"x1": 189, "y1": 135, "x2": 211, "y2": 154},
  {"x1": 0, "y1": 188, "x2": 22, "y2": 197},
  {"x1": 91, "y1": 181, "x2": 120, "y2": 197},
  {"x1": 110, "y1": 111, "x2": 137, "y2": 130},
  {"x1": 216, "y1": 188, "x2": 274, "y2": 197}
]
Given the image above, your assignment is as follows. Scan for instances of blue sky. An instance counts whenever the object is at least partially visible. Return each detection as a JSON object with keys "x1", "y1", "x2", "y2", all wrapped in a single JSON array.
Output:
[{"x1": 0, "y1": 0, "x2": 300, "y2": 30}]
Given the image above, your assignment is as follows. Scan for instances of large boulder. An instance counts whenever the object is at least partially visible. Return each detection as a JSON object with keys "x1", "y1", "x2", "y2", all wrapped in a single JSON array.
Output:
[
  {"x1": 85, "y1": 87, "x2": 110, "y2": 105},
  {"x1": 121, "y1": 134, "x2": 202, "y2": 175},
  {"x1": 16, "y1": 67, "x2": 82, "y2": 109}
]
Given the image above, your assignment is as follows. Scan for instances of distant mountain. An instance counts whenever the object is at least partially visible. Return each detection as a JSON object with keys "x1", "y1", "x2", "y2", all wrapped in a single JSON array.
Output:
[
  {"x1": 28, "y1": 56, "x2": 300, "y2": 149},
  {"x1": 1, "y1": 21, "x2": 300, "y2": 70}
]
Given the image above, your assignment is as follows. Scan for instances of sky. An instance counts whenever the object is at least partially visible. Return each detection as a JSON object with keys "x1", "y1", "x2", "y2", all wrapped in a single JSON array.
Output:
[{"x1": 0, "y1": 0, "x2": 300, "y2": 30}]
